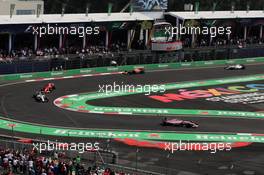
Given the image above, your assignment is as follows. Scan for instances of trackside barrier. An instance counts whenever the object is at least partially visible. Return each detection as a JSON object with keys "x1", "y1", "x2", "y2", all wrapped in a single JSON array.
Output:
[{"x1": 0, "y1": 57, "x2": 264, "y2": 82}]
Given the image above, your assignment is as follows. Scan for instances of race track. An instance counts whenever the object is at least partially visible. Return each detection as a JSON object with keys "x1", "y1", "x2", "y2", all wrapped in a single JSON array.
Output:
[
  {"x1": 0, "y1": 64, "x2": 264, "y2": 132},
  {"x1": 0, "y1": 64, "x2": 264, "y2": 174}
]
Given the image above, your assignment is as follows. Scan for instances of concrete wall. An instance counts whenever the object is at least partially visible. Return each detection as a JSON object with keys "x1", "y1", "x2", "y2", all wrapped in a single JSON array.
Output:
[{"x1": 0, "y1": 0, "x2": 44, "y2": 15}]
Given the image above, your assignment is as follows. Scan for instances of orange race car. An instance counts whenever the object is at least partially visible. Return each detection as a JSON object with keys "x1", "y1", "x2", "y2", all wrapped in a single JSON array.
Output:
[{"x1": 122, "y1": 68, "x2": 145, "y2": 75}]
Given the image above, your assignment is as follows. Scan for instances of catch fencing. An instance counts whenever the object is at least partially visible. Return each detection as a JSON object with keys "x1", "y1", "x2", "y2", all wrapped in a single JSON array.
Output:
[{"x1": 0, "y1": 45, "x2": 264, "y2": 75}]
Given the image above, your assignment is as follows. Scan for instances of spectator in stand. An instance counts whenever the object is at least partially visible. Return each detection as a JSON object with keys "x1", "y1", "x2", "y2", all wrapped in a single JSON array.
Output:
[{"x1": 0, "y1": 146, "x2": 135, "y2": 175}]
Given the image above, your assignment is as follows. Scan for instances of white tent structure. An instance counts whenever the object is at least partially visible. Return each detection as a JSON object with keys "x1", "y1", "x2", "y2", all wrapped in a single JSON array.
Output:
[
  {"x1": 0, "y1": 12, "x2": 163, "y2": 25},
  {"x1": 167, "y1": 10, "x2": 264, "y2": 20}
]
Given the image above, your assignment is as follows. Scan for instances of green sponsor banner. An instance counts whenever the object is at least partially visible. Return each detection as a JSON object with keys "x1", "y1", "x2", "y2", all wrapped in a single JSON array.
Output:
[
  {"x1": 35, "y1": 72, "x2": 51, "y2": 78},
  {"x1": 106, "y1": 67, "x2": 119, "y2": 71},
  {"x1": 0, "y1": 57, "x2": 264, "y2": 82},
  {"x1": 19, "y1": 74, "x2": 33, "y2": 79},
  {"x1": 2, "y1": 75, "x2": 15, "y2": 81},
  {"x1": 79, "y1": 69, "x2": 93, "y2": 74},
  {"x1": 50, "y1": 71, "x2": 64, "y2": 76},
  {"x1": 0, "y1": 119, "x2": 264, "y2": 142},
  {"x1": 180, "y1": 62, "x2": 193, "y2": 67}
]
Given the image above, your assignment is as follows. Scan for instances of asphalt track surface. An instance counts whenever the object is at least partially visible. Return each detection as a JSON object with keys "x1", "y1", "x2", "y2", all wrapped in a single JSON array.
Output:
[
  {"x1": 1, "y1": 64, "x2": 264, "y2": 174},
  {"x1": 0, "y1": 64, "x2": 264, "y2": 133}
]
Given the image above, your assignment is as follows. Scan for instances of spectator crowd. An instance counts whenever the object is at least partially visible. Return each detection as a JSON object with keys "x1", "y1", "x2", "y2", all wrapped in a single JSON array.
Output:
[
  {"x1": 1, "y1": 36, "x2": 263, "y2": 64},
  {"x1": 0, "y1": 41, "x2": 127, "y2": 64},
  {"x1": 0, "y1": 147, "x2": 128, "y2": 175},
  {"x1": 183, "y1": 36, "x2": 264, "y2": 48}
]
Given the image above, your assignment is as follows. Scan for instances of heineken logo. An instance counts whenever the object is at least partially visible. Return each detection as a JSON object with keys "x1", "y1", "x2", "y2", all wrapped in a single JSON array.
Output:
[
  {"x1": 20, "y1": 74, "x2": 33, "y2": 78},
  {"x1": 51, "y1": 72, "x2": 63, "y2": 76},
  {"x1": 80, "y1": 69, "x2": 92, "y2": 73}
]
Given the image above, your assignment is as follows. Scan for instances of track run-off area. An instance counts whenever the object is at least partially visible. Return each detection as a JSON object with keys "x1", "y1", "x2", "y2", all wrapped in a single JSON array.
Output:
[{"x1": 0, "y1": 64, "x2": 264, "y2": 143}]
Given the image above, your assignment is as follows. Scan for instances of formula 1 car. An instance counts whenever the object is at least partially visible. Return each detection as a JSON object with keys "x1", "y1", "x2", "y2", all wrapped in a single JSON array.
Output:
[
  {"x1": 161, "y1": 118, "x2": 199, "y2": 128},
  {"x1": 224, "y1": 64, "x2": 245, "y2": 70},
  {"x1": 33, "y1": 91, "x2": 49, "y2": 103},
  {"x1": 42, "y1": 83, "x2": 55, "y2": 93},
  {"x1": 122, "y1": 68, "x2": 145, "y2": 75}
]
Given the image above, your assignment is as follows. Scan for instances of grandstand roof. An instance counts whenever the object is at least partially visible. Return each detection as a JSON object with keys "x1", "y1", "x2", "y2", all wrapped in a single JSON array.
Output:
[
  {"x1": 0, "y1": 11, "x2": 263, "y2": 25},
  {"x1": 168, "y1": 10, "x2": 264, "y2": 20},
  {"x1": 0, "y1": 12, "x2": 163, "y2": 25}
]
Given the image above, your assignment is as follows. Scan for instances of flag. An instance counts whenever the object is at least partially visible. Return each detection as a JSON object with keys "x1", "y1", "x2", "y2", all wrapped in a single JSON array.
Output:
[
  {"x1": 86, "y1": 3, "x2": 90, "y2": 16},
  {"x1": 246, "y1": 3, "x2": 250, "y2": 12},
  {"x1": 61, "y1": 3, "x2": 66, "y2": 17},
  {"x1": 231, "y1": 2, "x2": 235, "y2": 13},
  {"x1": 195, "y1": 1, "x2": 199, "y2": 14},
  {"x1": 212, "y1": 2, "x2": 217, "y2": 12},
  {"x1": 129, "y1": 3, "x2": 133, "y2": 16},
  {"x1": 37, "y1": 4, "x2": 42, "y2": 18},
  {"x1": 108, "y1": 3, "x2": 113, "y2": 16},
  {"x1": 10, "y1": 4, "x2": 15, "y2": 18}
]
